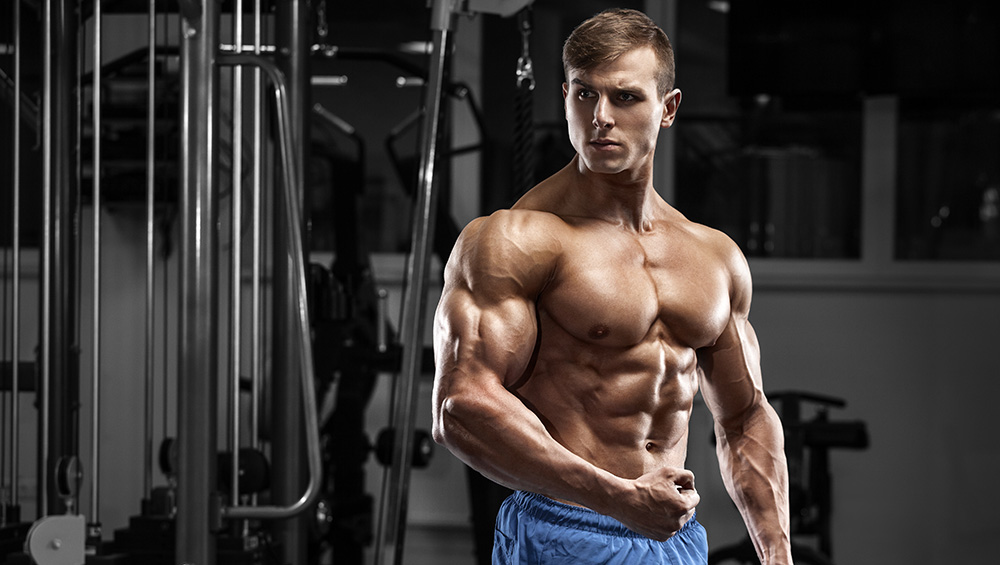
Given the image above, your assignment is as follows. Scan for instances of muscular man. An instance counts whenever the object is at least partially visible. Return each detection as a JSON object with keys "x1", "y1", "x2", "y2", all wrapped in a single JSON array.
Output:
[{"x1": 432, "y1": 9, "x2": 791, "y2": 564}]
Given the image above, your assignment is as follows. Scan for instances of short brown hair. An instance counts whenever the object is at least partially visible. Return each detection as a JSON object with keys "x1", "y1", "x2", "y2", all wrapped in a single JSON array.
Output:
[{"x1": 562, "y1": 8, "x2": 675, "y2": 97}]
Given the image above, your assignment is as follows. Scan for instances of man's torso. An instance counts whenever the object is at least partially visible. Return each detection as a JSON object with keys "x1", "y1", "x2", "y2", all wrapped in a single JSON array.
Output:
[{"x1": 505, "y1": 205, "x2": 734, "y2": 480}]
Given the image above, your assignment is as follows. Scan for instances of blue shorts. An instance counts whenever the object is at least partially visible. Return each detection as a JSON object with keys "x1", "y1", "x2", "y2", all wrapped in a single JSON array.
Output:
[{"x1": 493, "y1": 491, "x2": 708, "y2": 564}]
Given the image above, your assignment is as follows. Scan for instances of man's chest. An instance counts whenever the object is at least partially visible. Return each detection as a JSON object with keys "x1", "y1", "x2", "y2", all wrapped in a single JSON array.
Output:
[{"x1": 538, "y1": 228, "x2": 732, "y2": 350}]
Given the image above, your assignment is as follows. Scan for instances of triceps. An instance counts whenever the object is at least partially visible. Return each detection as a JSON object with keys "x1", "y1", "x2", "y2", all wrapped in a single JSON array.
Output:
[{"x1": 697, "y1": 315, "x2": 764, "y2": 433}]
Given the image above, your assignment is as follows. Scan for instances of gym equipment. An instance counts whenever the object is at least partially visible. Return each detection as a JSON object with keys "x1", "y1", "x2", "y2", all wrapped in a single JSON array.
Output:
[
  {"x1": 23, "y1": 458, "x2": 84, "y2": 565},
  {"x1": 90, "y1": 0, "x2": 104, "y2": 540},
  {"x1": 370, "y1": 0, "x2": 456, "y2": 559},
  {"x1": 3, "y1": 1, "x2": 538, "y2": 563},
  {"x1": 215, "y1": 46, "x2": 323, "y2": 525},
  {"x1": 512, "y1": 5, "x2": 536, "y2": 196},
  {"x1": 374, "y1": 429, "x2": 434, "y2": 469},
  {"x1": 23, "y1": 515, "x2": 85, "y2": 565},
  {"x1": 1, "y1": 3, "x2": 29, "y2": 559},
  {"x1": 375, "y1": 3, "x2": 533, "y2": 563}
]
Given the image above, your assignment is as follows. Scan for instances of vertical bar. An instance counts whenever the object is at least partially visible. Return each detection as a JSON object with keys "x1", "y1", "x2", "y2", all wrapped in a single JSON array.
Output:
[
  {"x1": 2, "y1": 40, "x2": 8, "y2": 515},
  {"x1": 11, "y1": 0, "x2": 23, "y2": 509},
  {"x1": 161, "y1": 12, "x2": 171, "y2": 452},
  {"x1": 230, "y1": 0, "x2": 244, "y2": 507},
  {"x1": 374, "y1": 2, "x2": 451, "y2": 562},
  {"x1": 178, "y1": 0, "x2": 219, "y2": 562},
  {"x1": 162, "y1": 233, "x2": 169, "y2": 440},
  {"x1": 90, "y1": 0, "x2": 103, "y2": 526},
  {"x1": 2, "y1": 242, "x2": 6, "y2": 519},
  {"x1": 217, "y1": 53, "x2": 322, "y2": 522},
  {"x1": 143, "y1": 0, "x2": 157, "y2": 500},
  {"x1": 1, "y1": 192, "x2": 5, "y2": 525},
  {"x1": 1, "y1": 4, "x2": 9, "y2": 513},
  {"x1": 47, "y1": 0, "x2": 81, "y2": 517},
  {"x1": 39, "y1": 0, "x2": 53, "y2": 519},
  {"x1": 272, "y1": 1, "x2": 309, "y2": 562},
  {"x1": 250, "y1": 0, "x2": 263, "y2": 456},
  {"x1": 38, "y1": 0, "x2": 84, "y2": 516}
]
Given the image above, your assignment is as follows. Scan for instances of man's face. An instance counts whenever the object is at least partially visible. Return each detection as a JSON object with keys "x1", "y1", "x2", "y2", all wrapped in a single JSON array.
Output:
[{"x1": 563, "y1": 46, "x2": 680, "y2": 177}]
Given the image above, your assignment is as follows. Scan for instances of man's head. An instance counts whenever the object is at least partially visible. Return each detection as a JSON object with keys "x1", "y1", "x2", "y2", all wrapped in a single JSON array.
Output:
[
  {"x1": 563, "y1": 8, "x2": 675, "y2": 98},
  {"x1": 560, "y1": 10, "x2": 681, "y2": 178}
]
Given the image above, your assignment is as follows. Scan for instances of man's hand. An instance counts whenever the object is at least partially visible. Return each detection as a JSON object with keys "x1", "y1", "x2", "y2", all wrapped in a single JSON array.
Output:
[{"x1": 612, "y1": 466, "x2": 700, "y2": 541}]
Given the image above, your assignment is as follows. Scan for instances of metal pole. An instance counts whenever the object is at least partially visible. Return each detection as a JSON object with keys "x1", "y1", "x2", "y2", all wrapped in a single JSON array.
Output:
[
  {"x1": 90, "y1": 0, "x2": 103, "y2": 527},
  {"x1": 177, "y1": 0, "x2": 219, "y2": 562},
  {"x1": 39, "y1": 0, "x2": 53, "y2": 519},
  {"x1": 41, "y1": 0, "x2": 81, "y2": 517},
  {"x1": 11, "y1": 0, "x2": 23, "y2": 509},
  {"x1": 271, "y1": 1, "x2": 309, "y2": 562},
  {"x1": 217, "y1": 53, "x2": 322, "y2": 522},
  {"x1": 250, "y1": 0, "x2": 263, "y2": 457},
  {"x1": 143, "y1": 0, "x2": 157, "y2": 501},
  {"x1": 2, "y1": 183, "x2": 6, "y2": 526},
  {"x1": 374, "y1": 1, "x2": 452, "y2": 562},
  {"x1": 2, "y1": 231, "x2": 6, "y2": 521},
  {"x1": 230, "y1": 0, "x2": 245, "y2": 509}
]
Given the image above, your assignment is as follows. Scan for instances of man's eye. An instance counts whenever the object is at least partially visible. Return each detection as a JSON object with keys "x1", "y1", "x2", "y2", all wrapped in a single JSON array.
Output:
[
  {"x1": 577, "y1": 89, "x2": 594, "y2": 99},
  {"x1": 619, "y1": 93, "x2": 637, "y2": 102}
]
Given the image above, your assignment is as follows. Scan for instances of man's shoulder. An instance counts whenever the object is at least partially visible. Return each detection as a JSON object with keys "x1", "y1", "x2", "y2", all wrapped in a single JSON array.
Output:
[
  {"x1": 461, "y1": 209, "x2": 570, "y2": 250},
  {"x1": 447, "y1": 209, "x2": 565, "y2": 294}
]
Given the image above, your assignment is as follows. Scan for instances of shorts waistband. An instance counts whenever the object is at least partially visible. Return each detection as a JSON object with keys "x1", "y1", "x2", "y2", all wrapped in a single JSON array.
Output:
[{"x1": 510, "y1": 491, "x2": 698, "y2": 539}]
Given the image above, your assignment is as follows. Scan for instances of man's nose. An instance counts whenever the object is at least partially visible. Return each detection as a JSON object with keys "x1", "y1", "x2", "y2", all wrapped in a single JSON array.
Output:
[{"x1": 592, "y1": 96, "x2": 614, "y2": 129}]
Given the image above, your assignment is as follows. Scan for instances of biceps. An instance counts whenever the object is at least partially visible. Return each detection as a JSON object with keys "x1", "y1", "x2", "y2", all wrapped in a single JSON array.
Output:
[
  {"x1": 698, "y1": 316, "x2": 763, "y2": 429},
  {"x1": 435, "y1": 288, "x2": 538, "y2": 388}
]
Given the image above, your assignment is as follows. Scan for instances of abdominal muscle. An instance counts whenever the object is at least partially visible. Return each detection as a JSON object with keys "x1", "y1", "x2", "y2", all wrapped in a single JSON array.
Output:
[{"x1": 511, "y1": 328, "x2": 700, "y2": 485}]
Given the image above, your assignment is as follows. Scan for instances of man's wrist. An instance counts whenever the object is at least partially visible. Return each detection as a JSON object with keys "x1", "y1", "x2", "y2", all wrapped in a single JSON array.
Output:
[
  {"x1": 580, "y1": 468, "x2": 630, "y2": 518},
  {"x1": 760, "y1": 546, "x2": 793, "y2": 565}
]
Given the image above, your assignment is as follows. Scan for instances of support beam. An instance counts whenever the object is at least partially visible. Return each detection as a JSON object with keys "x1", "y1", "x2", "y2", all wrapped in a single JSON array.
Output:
[
  {"x1": 271, "y1": 2, "x2": 311, "y2": 565},
  {"x1": 374, "y1": 1, "x2": 454, "y2": 562},
  {"x1": 40, "y1": 0, "x2": 80, "y2": 518},
  {"x1": 177, "y1": 0, "x2": 220, "y2": 563}
]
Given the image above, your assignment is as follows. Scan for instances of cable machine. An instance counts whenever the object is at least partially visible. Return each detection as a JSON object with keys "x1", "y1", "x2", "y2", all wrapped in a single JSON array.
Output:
[{"x1": 1, "y1": 1, "x2": 534, "y2": 563}]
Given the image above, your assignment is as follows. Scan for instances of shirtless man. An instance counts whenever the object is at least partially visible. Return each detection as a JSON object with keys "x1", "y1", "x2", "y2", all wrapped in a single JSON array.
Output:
[{"x1": 432, "y1": 9, "x2": 791, "y2": 564}]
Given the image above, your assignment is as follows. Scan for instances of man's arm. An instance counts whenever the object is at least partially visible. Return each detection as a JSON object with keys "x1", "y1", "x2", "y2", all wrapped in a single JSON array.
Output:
[
  {"x1": 432, "y1": 212, "x2": 617, "y2": 501},
  {"x1": 432, "y1": 211, "x2": 697, "y2": 541},
  {"x1": 697, "y1": 243, "x2": 792, "y2": 564}
]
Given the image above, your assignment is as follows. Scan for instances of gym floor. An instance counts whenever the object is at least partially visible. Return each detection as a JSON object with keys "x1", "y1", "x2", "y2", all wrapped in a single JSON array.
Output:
[{"x1": 400, "y1": 525, "x2": 477, "y2": 565}]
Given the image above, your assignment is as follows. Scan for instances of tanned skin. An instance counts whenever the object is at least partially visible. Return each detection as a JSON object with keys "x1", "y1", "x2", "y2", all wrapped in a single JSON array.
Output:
[{"x1": 432, "y1": 47, "x2": 793, "y2": 564}]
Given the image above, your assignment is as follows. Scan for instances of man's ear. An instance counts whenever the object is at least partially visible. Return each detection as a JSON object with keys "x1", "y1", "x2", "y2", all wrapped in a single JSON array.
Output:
[{"x1": 660, "y1": 88, "x2": 682, "y2": 128}]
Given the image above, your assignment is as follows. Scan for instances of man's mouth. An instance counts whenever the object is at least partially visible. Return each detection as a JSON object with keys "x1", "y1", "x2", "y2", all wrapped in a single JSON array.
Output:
[{"x1": 590, "y1": 138, "x2": 620, "y2": 147}]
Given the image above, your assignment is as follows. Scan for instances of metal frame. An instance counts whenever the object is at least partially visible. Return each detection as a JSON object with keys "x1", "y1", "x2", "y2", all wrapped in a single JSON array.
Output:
[
  {"x1": 5, "y1": 0, "x2": 536, "y2": 561},
  {"x1": 90, "y1": 0, "x2": 103, "y2": 527},
  {"x1": 6, "y1": 0, "x2": 24, "y2": 515},
  {"x1": 177, "y1": 1, "x2": 220, "y2": 561},
  {"x1": 216, "y1": 53, "x2": 323, "y2": 523},
  {"x1": 373, "y1": 2, "x2": 532, "y2": 563},
  {"x1": 176, "y1": 3, "x2": 322, "y2": 563},
  {"x1": 40, "y1": 0, "x2": 82, "y2": 519},
  {"x1": 372, "y1": 0, "x2": 453, "y2": 561}
]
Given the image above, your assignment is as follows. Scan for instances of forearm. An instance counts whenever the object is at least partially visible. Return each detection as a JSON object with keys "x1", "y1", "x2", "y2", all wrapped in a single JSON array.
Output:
[
  {"x1": 433, "y1": 379, "x2": 625, "y2": 513},
  {"x1": 716, "y1": 401, "x2": 792, "y2": 565}
]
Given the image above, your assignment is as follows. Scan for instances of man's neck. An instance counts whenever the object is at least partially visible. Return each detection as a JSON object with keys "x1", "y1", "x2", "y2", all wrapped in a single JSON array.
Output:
[{"x1": 568, "y1": 156, "x2": 660, "y2": 232}]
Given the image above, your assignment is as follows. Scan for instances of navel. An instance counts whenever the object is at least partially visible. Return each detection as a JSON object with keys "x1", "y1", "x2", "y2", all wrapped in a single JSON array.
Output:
[{"x1": 588, "y1": 324, "x2": 611, "y2": 340}]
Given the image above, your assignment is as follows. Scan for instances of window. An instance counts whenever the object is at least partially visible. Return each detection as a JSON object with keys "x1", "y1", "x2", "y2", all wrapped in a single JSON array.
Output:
[
  {"x1": 896, "y1": 101, "x2": 1000, "y2": 261},
  {"x1": 674, "y1": 0, "x2": 863, "y2": 259},
  {"x1": 668, "y1": 0, "x2": 1000, "y2": 291}
]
